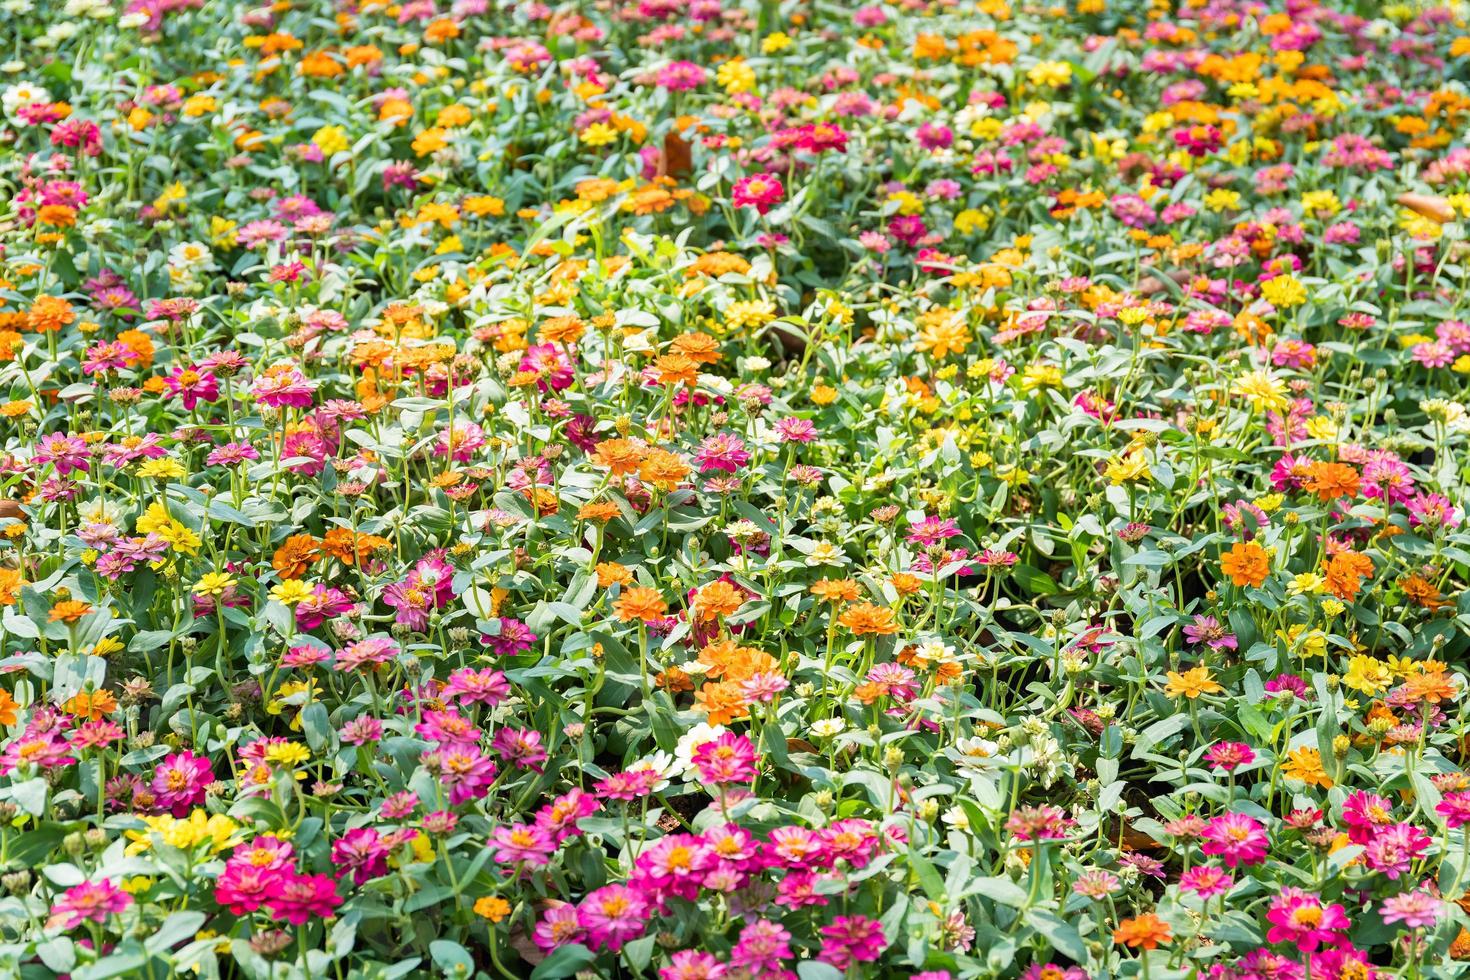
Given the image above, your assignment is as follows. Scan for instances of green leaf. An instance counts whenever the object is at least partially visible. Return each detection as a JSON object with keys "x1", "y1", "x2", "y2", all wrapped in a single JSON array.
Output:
[
  {"x1": 145, "y1": 911, "x2": 207, "y2": 955},
  {"x1": 429, "y1": 940, "x2": 474, "y2": 975},
  {"x1": 1027, "y1": 908, "x2": 1087, "y2": 962},
  {"x1": 529, "y1": 943, "x2": 596, "y2": 980}
]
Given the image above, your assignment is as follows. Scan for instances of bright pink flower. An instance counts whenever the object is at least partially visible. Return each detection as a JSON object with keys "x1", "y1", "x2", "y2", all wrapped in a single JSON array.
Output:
[
  {"x1": 150, "y1": 750, "x2": 213, "y2": 816},
  {"x1": 164, "y1": 364, "x2": 220, "y2": 409},
  {"x1": 817, "y1": 914, "x2": 887, "y2": 970},
  {"x1": 265, "y1": 872, "x2": 343, "y2": 925},
  {"x1": 731, "y1": 173, "x2": 784, "y2": 215},
  {"x1": 1178, "y1": 865, "x2": 1233, "y2": 899},
  {"x1": 691, "y1": 732, "x2": 757, "y2": 785},
  {"x1": 1265, "y1": 887, "x2": 1349, "y2": 951},
  {"x1": 577, "y1": 884, "x2": 647, "y2": 952},
  {"x1": 1199, "y1": 812, "x2": 1269, "y2": 867},
  {"x1": 47, "y1": 879, "x2": 131, "y2": 930}
]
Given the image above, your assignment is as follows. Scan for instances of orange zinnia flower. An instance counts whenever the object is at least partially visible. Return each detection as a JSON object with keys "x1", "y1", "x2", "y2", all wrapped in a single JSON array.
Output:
[
  {"x1": 1323, "y1": 550, "x2": 1373, "y2": 601},
  {"x1": 1164, "y1": 666, "x2": 1223, "y2": 699},
  {"x1": 1221, "y1": 541, "x2": 1270, "y2": 588},
  {"x1": 27, "y1": 296, "x2": 75, "y2": 333},
  {"x1": 810, "y1": 578, "x2": 861, "y2": 603},
  {"x1": 0, "y1": 689, "x2": 17, "y2": 726},
  {"x1": 1399, "y1": 572, "x2": 1446, "y2": 610},
  {"x1": 272, "y1": 534, "x2": 321, "y2": 579},
  {"x1": 1113, "y1": 913, "x2": 1172, "y2": 950},
  {"x1": 837, "y1": 601, "x2": 900, "y2": 636},
  {"x1": 653, "y1": 354, "x2": 699, "y2": 387},
  {"x1": 693, "y1": 581, "x2": 745, "y2": 622},
  {"x1": 63, "y1": 689, "x2": 118, "y2": 722},
  {"x1": 321, "y1": 528, "x2": 388, "y2": 566},
  {"x1": 669, "y1": 331, "x2": 721, "y2": 365},
  {"x1": 890, "y1": 573, "x2": 923, "y2": 596},
  {"x1": 0, "y1": 568, "x2": 20, "y2": 607},
  {"x1": 1282, "y1": 746, "x2": 1334, "y2": 788},
  {"x1": 591, "y1": 438, "x2": 645, "y2": 476},
  {"x1": 48, "y1": 600, "x2": 93, "y2": 624},
  {"x1": 596, "y1": 562, "x2": 635, "y2": 588},
  {"x1": 1303, "y1": 461, "x2": 1360, "y2": 501},
  {"x1": 539, "y1": 316, "x2": 585, "y2": 345},
  {"x1": 693, "y1": 679, "x2": 750, "y2": 724},
  {"x1": 638, "y1": 449, "x2": 690, "y2": 491},
  {"x1": 655, "y1": 667, "x2": 694, "y2": 693},
  {"x1": 1404, "y1": 667, "x2": 1455, "y2": 705},
  {"x1": 614, "y1": 586, "x2": 667, "y2": 623},
  {"x1": 698, "y1": 639, "x2": 777, "y2": 681},
  {"x1": 577, "y1": 501, "x2": 621, "y2": 523}
]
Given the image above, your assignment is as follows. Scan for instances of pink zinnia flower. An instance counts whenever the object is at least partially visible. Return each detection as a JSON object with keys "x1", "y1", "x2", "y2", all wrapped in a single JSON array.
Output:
[
  {"x1": 693, "y1": 433, "x2": 750, "y2": 473},
  {"x1": 47, "y1": 879, "x2": 131, "y2": 930},
  {"x1": 1380, "y1": 889, "x2": 1441, "y2": 930},
  {"x1": 1199, "y1": 812, "x2": 1269, "y2": 867},
  {"x1": 577, "y1": 884, "x2": 647, "y2": 952},
  {"x1": 1178, "y1": 865, "x2": 1233, "y2": 899},
  {"x1": 817, "y1": 914, "x2": 887, "y2": 970},
  {"x1": 1264, "y1": 887, "x2": 1349, "y2": 951},
  {"x1": 150, "y1": 750, "x2": 213, "y2": 816},
  {"x1": 164, "y1": 364, "x2": 220, "y2": 409},
  {"x1": 731, "y1": 173, "x2": 784, "y2": 214},
  {"x1": 34, "y1": 432, "x2": 90, "y2": 475},
  {"x1": 691, "y1": 732, "x2": 758, "y2": 785},
  {"x1": 265, "y1": 872, "x2": 343, "y2": 925},
  {"x1": 1204, "y1": 741, "x2": 1256, "y2": 772}
]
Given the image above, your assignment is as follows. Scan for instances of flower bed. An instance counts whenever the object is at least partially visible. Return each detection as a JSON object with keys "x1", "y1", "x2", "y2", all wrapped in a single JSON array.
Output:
[{"x1": 0, "y1": 0, "x2": 1469, "y2": 977}]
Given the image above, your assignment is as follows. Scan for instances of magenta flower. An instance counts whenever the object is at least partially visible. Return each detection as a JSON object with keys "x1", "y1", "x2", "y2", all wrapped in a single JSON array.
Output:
[
  {"x1": 0, "y1": 733, "x2": 76, "y2": 775},
  {"x1": 773, "y1": 417, "x2": 817, "y2": 443},
  {"x1": 1183, "y1": 615, "x2": 1237, "y2": 651},
  {"x1": 693, "y1": 433, "x2": 751, "y2": 473},
  {"x1": 1341, "y1": 790, "x2": 1395, "y2": 844},
  {"x1": 331, "y1": 828, "x2": 392, "y2": 885},
  {"x1": 533, "y1": 902, "x2": 583, "y2": 951},
  {"x1": 732, "y1": 173, "x2": 784, "y2": 215},
  {"x1": 1178, "y1": 865, "x2": 1233, "y2": 899},
  {"x1": 907, "y1": 515, "x2": 961, "y2": 548},
  {"x1": 535, "y1": 788, "x2": 601, "y2": 844},
  {"x1": 46, "y1": 879, "x2": 131, "y2": 930},
  {"x1": 1380, "y1": 889, "x2": 1441, "y2": 930},
  {"x1": 491, "y1": 727, "x2": 548, "y2": 771},
  {"x1": 335, "y1": 636, "x2": 399, "y2": 671},
  {"x1": 435, "y1": 420, "x2": 487, "y2": 463},
  {"x1": 1199, "y1": 812, "x2": 1269, "y2": 867},
  {"x1": 292, "y1": 584, "x2": 353, "y2": 631},
  {"x1": 442, "y1": 667, "x2": 511, "y2": 706},
  {"x1": 519, "y1": 343, "x2": 574, "y2": 391},
  {"x1": 150, "y1": 750, "x2": 213, "y2": 816},
  {"x1": 33, "y1": 432, "x2": 90, "y2": 475},
  {"x1": 691, "y1": 731, "x2": 758, "y2": 786},
  {"x1": 1204, "y1": 741, "x2": 1256, "y2": 772},
  {"x1": 490, "y1": 824, "x2": 556, "y2": 867},
  {"x1": 250, "y1": 365, "x2": 317, "y2": 408},
  {"x1": 1004, "y1": 805, "x2": 1074, "y2": 841},
  {"x1": 817, "y1": 914, "x2": 888, "y2": 971},
  {"x1": 265, "y1": 872, "x2": 343, "y2": 925},
  {"x1": 164, "y1": 364, "x2": 220, "y2": 410},
  {"x1": 1363, "y1": 822, "x2": 1431, "y2": 880},
  {"x1": 214, "y1": 863, "x2": 279, "y2": 915},
  {"x1": 382, "y1": 556, "x2": 456, "y2": 630},
  {"x1": 1264, "y1": 887, "x2": 1349, "y2": 951},
  {"x1": 1437, "y1": 790, "x2": 1470, "y2": 828},
  {"x1": 428, "y1": 744, "x2": 498, "y2": 805},
  {"x1": 661, "y1": 950, "x2": 726, "y2": 980},
  {"x1": 729, "y1": 919, "x2": 793, "y2": 976},
  {"x1": 577, "y1": 884, "x2": 647, "y2": 952}
]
